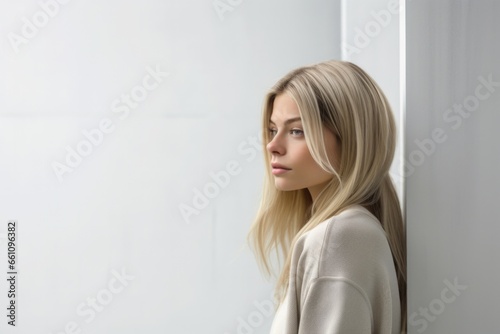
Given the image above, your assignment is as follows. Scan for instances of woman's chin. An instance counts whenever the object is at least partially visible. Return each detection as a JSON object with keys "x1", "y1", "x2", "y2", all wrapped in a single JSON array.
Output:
[{"x1": 274, "y1": 181, "x2": 301, "y2": 192}]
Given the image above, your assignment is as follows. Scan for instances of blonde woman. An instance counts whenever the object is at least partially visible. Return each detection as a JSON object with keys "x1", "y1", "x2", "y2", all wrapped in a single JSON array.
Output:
[{"x1": 247, "y1": 60, "x2": 406, "y2": 333}]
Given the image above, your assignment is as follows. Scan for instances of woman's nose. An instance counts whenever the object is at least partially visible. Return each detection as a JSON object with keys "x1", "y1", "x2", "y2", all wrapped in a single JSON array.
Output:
[{"x1": 266, "y1": 135, "x2": 285, "y2": 155}]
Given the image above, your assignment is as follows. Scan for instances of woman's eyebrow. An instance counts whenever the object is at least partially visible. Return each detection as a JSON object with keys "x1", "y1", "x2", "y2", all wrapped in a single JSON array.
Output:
[{"x1": 269, "y1": 117, "x2": 302, "y2": 125}]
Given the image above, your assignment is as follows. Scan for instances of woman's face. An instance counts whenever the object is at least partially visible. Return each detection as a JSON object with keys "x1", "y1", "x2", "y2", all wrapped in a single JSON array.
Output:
[{"x1": 266, "y1": 92, "x2": 341, "y2": 201}]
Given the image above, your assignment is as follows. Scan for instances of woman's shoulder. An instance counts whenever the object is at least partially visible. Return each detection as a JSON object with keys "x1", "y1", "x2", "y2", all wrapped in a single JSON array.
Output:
[
  {"x1": 305, "y1": 204, "x2": 387, "y2": 247},
  {"x1": 296, "y1": 204, "x2": 394, "y2": 278}
]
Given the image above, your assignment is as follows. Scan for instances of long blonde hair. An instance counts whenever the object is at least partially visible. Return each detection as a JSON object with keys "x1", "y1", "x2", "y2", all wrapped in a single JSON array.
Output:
[{"x1": 246, "y1": 60, "x2": 406, "y2": 332}]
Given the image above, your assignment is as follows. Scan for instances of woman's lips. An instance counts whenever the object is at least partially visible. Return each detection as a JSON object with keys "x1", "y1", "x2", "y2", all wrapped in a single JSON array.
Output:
[
  {"x1": 272, "y1": 167, "x2": 291, "y2": 175},
  {"x1": 271, "y1": 163, "x2": 291, "y2": 175}
]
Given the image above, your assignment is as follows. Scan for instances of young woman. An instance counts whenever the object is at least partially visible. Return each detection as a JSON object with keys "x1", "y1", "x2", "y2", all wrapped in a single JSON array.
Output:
[{"x1": 247, "y1": 60, "x2": 406, "y2": 333}]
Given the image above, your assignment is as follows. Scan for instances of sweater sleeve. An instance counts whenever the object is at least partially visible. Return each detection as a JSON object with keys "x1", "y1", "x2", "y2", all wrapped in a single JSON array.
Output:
[{"x1": 298, "y1": 276, "x2": 373, "y2": 334}]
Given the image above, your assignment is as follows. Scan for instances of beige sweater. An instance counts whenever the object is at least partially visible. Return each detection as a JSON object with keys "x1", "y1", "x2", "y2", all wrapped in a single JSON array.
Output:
[{"x1": 269, "y1": 205, "x2": 401, "y2": 334}]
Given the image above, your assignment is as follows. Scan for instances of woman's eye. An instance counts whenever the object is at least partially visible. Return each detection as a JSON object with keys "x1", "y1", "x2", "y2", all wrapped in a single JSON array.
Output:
[
  {"x1": 268, "y1": 128, "x2": 303, "y2": 137},
  {"x1": 268, "y1": 128, "x2": 277, "y2": 137},
  {"x1": 290, "y1": 129, "x2": 304, "y2": 136}
]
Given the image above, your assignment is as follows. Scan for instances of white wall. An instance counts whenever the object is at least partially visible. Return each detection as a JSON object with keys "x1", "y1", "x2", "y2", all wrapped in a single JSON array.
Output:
[
  {"x1": 0, "y1": 1, "x2": 340, "y2": 333},
  {"x1": 406, "y1": 1, "x2": 500, "y2": 333}
]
